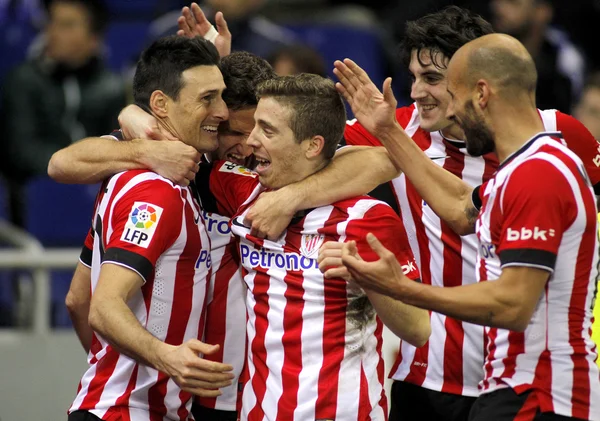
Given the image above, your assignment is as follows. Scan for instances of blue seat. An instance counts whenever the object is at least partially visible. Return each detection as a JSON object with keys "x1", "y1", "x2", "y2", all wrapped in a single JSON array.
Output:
[
  {"x1": 24, "y1": 177, "x2": 99, "y2": 247},
  {"x1": 23, "y1": 177, "x2": 99, "y2": 328},
  {"x1": 283, "y1": 24, "x2": 386, "y2": 119},
  {"x1": 104, "y1": 21, "x2": 151, "y2": 72}
]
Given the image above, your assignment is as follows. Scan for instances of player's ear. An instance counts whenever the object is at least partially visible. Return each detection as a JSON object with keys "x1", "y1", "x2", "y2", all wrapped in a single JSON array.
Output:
[
  {"x1": 149, "y1": 90, "x2": 170, "y2": 118},
  {"x1": 305, "y1": 135, "x2": 325, "y2": 159}
]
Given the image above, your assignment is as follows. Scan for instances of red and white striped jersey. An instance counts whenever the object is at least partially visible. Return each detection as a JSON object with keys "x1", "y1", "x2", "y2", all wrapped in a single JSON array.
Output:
[
  {"x1": 70, "y1": 170, "x2": 212, "y2": 421},
  {"x1": 474, "y1": 132, "x2": 600, "y2": 420},
  {"x1": 209, "y1": 160, "x2": 421, "y2": 421},
  {"x1": 344, "y1": 104, "x2": 600, "y2": 396},
  {"x1": 196, "y1": 207, "x2": 247, "y2": 411}
]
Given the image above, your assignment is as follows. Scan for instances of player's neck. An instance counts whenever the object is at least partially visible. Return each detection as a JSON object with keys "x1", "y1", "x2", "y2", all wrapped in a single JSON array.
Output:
[{"x1": 493, "y1": 104, "x2": 545, "y2": 163}]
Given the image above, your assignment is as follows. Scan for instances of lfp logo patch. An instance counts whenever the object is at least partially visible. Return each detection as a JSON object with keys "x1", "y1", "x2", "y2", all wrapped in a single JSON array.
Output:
[
  {"x1": 121, "y1": 202, "x2": 163, "y2": 248},
  {"x1": 219, "y1": 162, "x2": 257, "y2": 177}
]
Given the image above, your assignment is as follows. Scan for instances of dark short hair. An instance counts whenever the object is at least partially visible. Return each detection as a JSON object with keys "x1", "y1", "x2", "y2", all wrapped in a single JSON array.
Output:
[
  {"x1": 400, "y1": 6, "x2": 494, "y2": 70},
  {"x1": 221, "y1": 52, "x2": 277, "y2": 111},
  {"x1": 48, "y1": 0, "x2": 110, "y2": 35},
  {"x1": 256, "y1": 74, "x2": 346, "y2": 160},
  {"x1": 133, "y1": 36, "x2": 220, "y2": 109}
]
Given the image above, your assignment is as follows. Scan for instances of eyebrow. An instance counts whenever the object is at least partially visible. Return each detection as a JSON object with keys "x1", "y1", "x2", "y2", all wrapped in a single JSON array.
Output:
[{"x1": 257, "y1": 118, "x2": 278, "y2": 133}]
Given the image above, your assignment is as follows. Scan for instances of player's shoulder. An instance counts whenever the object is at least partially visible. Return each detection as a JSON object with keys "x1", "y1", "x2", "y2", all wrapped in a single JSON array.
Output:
[
  {"x1": 212, "y1": 160, "x2": 258, "y2": 178},
  {"x1": 332, "y1": 196, "x2": 399, "y2": 219},
  {"x1": 110, "y1": 169, "x2": 185, "y2": 200}
]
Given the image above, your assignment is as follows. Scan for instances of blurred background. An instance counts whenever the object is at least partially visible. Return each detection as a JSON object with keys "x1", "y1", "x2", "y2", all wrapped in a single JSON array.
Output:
[{"x1": 0, "y1": 0, "x2": 599, "y2": 419}]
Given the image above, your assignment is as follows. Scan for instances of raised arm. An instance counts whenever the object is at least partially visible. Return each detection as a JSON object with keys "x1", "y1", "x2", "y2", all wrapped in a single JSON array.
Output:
[
  {"x1": 334, "y1": 59, "x2": 478, "y2": 235},
  {"x1": 177, "y1": 2, "x2": 231, "y2": 57},
  {"x1": 243, "y1": 145, "x2": 400, "y2": 239},
  {"x1": 318, "y1": 239, "x2": 430, "y2": 347}
]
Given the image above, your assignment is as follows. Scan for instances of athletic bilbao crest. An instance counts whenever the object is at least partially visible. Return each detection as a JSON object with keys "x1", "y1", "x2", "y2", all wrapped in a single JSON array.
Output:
[{"x1": 300, "y1": 233, "x2": 325, "y2": 258}]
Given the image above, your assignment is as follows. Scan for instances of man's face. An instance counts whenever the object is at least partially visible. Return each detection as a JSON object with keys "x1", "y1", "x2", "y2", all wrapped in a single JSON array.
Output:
[
  {"x1": 490, "y1": 0, "x2": 536, "y2": 38},
  {"x1": 215, "y1": 107, "x2": 256, "y2": 166},
  {"x1": 409, "y1": 49, "x2": 463, "y2": 138},
  {"x1": 445, "y1": 61, "x2": 496, "y2": 157},
  {"x1": 46, "y1": 2, "x2": 99, "y2": 66},
  {"x1": 246, "y1": 97, "x2": 306, "y2": 189},
  {"x1": 167, "y1": 65, "x2": 228, "y2": 153},
  {"x1": 575, "y1": 87, "x2": 600, "y2": 141}
]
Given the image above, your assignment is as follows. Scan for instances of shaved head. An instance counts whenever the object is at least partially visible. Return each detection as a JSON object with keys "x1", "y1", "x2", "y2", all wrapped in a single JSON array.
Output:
[{"x1": 453, "y1": 34, "x2": 537, "y2": 97}]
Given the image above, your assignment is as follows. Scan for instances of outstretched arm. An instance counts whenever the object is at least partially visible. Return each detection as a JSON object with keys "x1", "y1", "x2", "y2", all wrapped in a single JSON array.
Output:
[
  {"x1": 177, "y1": 2, "x2": 232, "y2": 57},
  {"x1": 318, "y1": 240, "x2": 430, "y2": 347},
  {"x1": 339, "y1": 233, "x2": 548, "y2": 332},
  {"x1": 335, "y1": 59, "x2": 478, "y2": 235},
  {"x1": 243, "y1": 145, "x2": 400, "y2": 239}
]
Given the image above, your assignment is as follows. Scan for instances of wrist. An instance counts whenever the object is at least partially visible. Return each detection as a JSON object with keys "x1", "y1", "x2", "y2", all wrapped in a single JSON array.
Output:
[
  {"x1": 132, "y1": 139, "x2": 155, "y2": 171},
  {"x1": 151, "y1": 341, "x2": 175, "y2": 373},
  {"x1": 279, "y1": 185, "x2": 305, "y2": 214}
]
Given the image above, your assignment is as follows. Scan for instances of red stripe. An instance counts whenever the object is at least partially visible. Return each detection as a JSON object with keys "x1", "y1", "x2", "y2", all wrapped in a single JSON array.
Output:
[
  {"x1": 246, "y1": 268, "x2": 270, "y2": 421},
  {"x1": 402, "y1": 180, "x2": 430, "y2": 386},
  {"x1": 499, "y1": 331, "x2": 525, "y2": 380},
  {"x1": 275, "y1": 230, "x2": 305, "y2": 419},
  {"x1": 146, "y1": 189, "x2": 197, "y2": 417},
  {"x1": 374, "y1": 320, "x2": 388, "y2": 417},
  {"x1": 113, "y1": 364, "x2": 139, "y2": 418},
  {"x1": 566, "y1": 154, "x2": 597, "y2": 420},
  {"x1": 80, "y1": 346, "x2": 121, "y2": 408},
  {"x1": 198, "y1": 237, "x2": 239, "y2": 409},
  {"x1": 357, "y1": 364, "x2": 372, "y2": 421},
  {"x1": 314, "y1": 212, "x2": 348, "y2": 418},
  {"x1": 513, "y1": 390, "x2": 538, "y2": 421}
]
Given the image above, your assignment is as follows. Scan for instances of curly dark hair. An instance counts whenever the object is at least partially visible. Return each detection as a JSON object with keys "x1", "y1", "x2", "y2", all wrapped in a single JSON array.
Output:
[
  {"x1": 399, "y1": 6, "x2": 494, "y2": 70},
  {"x1": 221, "y1": 51, "x2": 277, "y2": 111}
]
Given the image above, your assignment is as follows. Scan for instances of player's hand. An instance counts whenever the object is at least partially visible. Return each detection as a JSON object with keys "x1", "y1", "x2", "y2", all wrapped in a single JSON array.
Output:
[
  {"x1": 243, "y1": 189, "x2": 298, "y2": 240},
  {"x1": 317, "y1": 241, "x2": 354, "y2": 282},
  {"x1": 119, "y1": 104, "x2": 179, "y2": 141},
  {"x1": 157, "y1": 339, "x2": 235, "y2": 398},
  {"x1": 340, "y1": 233, "x2": 412, "y2": 299},
  {"x1": 136, "y1": 139, "x2": 201, "y2": 187},
  {"x1": 333, "y1": 59, "x2": 398, "y2": 138},
  {"x1": 177, "y1": 3, "x2": 232, "y2": 57}
]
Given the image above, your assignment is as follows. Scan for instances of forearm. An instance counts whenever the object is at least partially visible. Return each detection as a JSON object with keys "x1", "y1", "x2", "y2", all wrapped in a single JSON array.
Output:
[
  {"x1": 48, "y1": 137, "x2": 148, "y2": 183},
  {"x1": 68, "y1": 301, "x2": 93, "y2": 353},
  {"x1": 366, "y1": 289, "x2": 430, "y2": 347},
  {"x1": 398, "y1": 279, "x2": 525, "y2": 331},
  {"x1": 378, "y1": 124, "x2": 476, "y2": 234},
  {"x1": 283, "y1": 146, "x2": 400, "y2": 212},
  {"x1": 89, "y1": 298, "x2": 171, "y2": 369}
]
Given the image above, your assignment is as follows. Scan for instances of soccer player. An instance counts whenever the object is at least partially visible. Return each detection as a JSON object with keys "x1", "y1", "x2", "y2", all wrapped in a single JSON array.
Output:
[
  {"x1": 207, "y1": 74, "x2": 430, "y2": 420},
  {"x1": 66, "y1": 36, "x2": 235, "y2": 421},
  {"x1": 332, "y1": 33, "x2": 600, "y2": 421},
  {"x1": 55, "y1": 51, "x2": 276, "y2": 421},
  {"x1": 243, "y1": 7, "x2": 600, "y2": 421}
]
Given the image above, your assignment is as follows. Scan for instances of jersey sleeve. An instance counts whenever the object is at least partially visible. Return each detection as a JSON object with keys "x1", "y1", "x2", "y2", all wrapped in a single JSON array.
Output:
[
  {"x1": 79, "y1": 227, "x2": 94, "y2": 268},
  {"x1": 496, "y1": 159, "x2": 577, "y2": 272},
  {"x1": 209, "y1": 160, "x2": 260, "y2": 217},
  {"x1": 344, "y1": 106, "x2": 415, "y2": 147},
  {"x1": 556, "y1": 111, "x2": 600, "y2": 193},
  {"x1": 345, "y1": 203, "x2": 420, "y2": 281},
  {"x1": 102, "y1": 179, "x2": 185, "y2": 283}
]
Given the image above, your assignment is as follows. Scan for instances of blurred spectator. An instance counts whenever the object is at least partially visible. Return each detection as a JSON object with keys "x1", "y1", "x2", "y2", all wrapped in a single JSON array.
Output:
[
  {"x1": 489, "y1": 0, "x2": 585, "y2": 113},
  {"x1": 0, "y1": 0, "x2": 126, "y2": 226},
  {"x1": 574, "y1": 72, "x2": 600, "y2": 140},
  {"x1": 149, "y1": 0, "x2": 296, "y2": 59},
  {"x1": 269, "y1": 43, "x2": 326, "y2": 76}
]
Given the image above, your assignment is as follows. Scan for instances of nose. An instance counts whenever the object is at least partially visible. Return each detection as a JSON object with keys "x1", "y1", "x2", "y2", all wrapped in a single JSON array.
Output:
[
  {"x1": 246, "y1": 126, "x2": 261, "y2": 151},
  {"x1": 212, "y1": 96, "x2": 229, "y2": 121},
  {"x1": 410, "y1": 78, "x2": 426, "y2": 101},
  {"x1": 238, "y1": 137, "x2": 254, "y2": 157},
  {"x1": 445, "y1": 99, "x2": 455, "y2": 121}
]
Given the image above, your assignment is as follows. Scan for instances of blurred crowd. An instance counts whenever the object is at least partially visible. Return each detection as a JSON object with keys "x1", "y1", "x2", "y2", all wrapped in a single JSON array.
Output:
[{"x1": 0, "y1": 0, "x2": 600, "y2": 327}]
